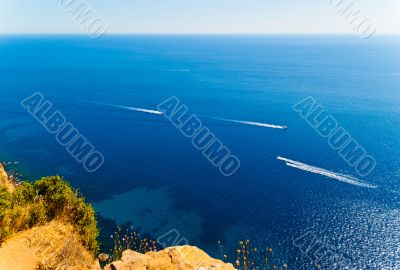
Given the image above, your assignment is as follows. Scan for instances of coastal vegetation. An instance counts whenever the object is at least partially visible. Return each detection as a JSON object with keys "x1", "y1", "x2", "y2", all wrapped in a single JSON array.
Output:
[
  {"x1": 0, "y1": 175, "x2": 98, "y2": 253},
  {"x1": 98, "y1": 226, "x2": 159, "y2": 267},
  {"x1": 217, "y1": 239, "x2": 288, "y2": 270}
]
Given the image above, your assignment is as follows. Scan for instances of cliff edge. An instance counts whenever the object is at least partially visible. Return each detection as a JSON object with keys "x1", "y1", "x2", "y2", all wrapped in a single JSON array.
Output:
[
  {"x1": 105, "y1": 246, "x2": 235, "y2": 270},
  {"x1": 0, "y1": 163, "x2": 14, "y2": 192}
]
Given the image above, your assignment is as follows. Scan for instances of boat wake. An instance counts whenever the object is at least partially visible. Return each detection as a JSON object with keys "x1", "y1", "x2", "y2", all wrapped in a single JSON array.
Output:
[
  {"x1": 277, "y1": 156, "x2": 377, "y2": 189},
  {"x1": 90, "y1": 101, "x2": 163, "y2": 115},
  {"x1": 215, "y1": 118, "x2": 288, "y2": 130},
  {"x1": 89, "y1": 101, "x2": 287, "y2": 128},
  {"x1": 111, "y1": 105, "x2": 163, "y2": 115},
  {"x1": 166, "y1": 69, "x2": 191, "y2": 72}
]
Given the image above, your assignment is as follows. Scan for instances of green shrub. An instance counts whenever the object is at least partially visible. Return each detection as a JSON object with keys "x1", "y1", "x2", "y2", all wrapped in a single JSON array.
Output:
[
  {"x1": 0, "y1": 187, "x2": 12, "y2": 242},
  {"x1": 0, "y1": 176, "x2": 99, "y2": 253},
  {"x1": 13, "y1": 182, "x2": 36, "y2": 204},
  {"x1": 33, "y1": 176, "x2": 99, "y2": 252},
  {"x1": 0, "y1": 187, "x2": 11, "y2": 219}
]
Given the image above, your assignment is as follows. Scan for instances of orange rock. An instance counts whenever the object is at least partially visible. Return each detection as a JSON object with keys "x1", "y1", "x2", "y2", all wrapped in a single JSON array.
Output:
[
  {"x1": 105, "y1": 246, "x2": 236, "y2": 270},
  {"x1": 0, "y1": 163, "x2": 14, "y2": 192}
]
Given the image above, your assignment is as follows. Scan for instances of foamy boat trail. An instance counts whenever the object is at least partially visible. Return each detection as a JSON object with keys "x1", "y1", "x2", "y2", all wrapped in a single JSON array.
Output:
[
  {"x1": 173, "y1": 69, "x2": 191, "y2": 72},
  {"x1": 214, "y1": 118, "x2": 287, "y2": 130},
  {"x1": 113, "y1": 105, "x2": 163, "y2": 115},
  {"x1": 89, "y1": 101, "x2": 163, "y2": 115},
  {"x1": 277, "y1": 156, "x2": 377, "y2": 189}
]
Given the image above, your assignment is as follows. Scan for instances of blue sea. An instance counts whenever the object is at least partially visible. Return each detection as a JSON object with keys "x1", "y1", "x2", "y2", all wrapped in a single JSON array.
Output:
[{"x1": 0, "y1": 35, "x2": 399, "y2": 268}]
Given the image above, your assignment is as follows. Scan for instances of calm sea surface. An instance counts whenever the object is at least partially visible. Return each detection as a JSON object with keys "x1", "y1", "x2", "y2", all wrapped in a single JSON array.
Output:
[{"x1": 0, "y1": 35, "x2": 399, "y2": 268}]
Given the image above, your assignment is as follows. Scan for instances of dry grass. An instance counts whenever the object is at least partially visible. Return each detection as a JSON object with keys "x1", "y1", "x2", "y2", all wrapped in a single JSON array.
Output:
[
  {"x1": 0, "y1": 221, "x2": 100, "y2": 270},
  {"x1": 100, "y1": 226, "x2": 159, "y2": 267},
  {"x1": 217, "y1": 239, "x2": 288, "y2": 270}
]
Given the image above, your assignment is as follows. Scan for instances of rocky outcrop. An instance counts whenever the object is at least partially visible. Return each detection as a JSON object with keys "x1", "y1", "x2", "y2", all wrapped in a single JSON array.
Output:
[
  {"x1": 105, "y1": 246, "x2": 236, "y2": 270},
  {"x1": 0, "y1": 163, "x2": 14, "y2": 192}
]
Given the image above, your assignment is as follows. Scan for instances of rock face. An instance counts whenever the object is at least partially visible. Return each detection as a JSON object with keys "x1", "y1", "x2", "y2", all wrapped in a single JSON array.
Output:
[
  {"x1": 0, "y1": 163, "x2": 14, "y2": 192},
  {"x1": 105, "y1": 245, "x2": 236, "y2": 270}
]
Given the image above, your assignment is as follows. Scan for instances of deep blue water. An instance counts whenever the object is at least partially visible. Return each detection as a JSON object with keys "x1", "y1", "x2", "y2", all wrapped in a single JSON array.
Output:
[{"x1": 0, "y1": 35, "x2": 399, "y2": 268}]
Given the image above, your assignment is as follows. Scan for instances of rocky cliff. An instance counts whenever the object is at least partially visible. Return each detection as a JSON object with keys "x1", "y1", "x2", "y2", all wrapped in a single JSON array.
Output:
[
  {"x1": 0, "y1": 163, "x2": 14, "y2": 192},
  {"x1": 105, "y1": 246, "x2": 235, "y2": 270}
]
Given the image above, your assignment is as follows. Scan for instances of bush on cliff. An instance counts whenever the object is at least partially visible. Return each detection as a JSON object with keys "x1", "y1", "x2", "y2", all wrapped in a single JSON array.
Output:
[{"x1": 0, "y1": 176, "x2": 98, "y2": 253}]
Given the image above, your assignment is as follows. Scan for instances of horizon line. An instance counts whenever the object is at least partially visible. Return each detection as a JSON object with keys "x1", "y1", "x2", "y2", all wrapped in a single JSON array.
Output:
[{"x1": 1, "y1": 32, "x2": 399, "y2": 36}]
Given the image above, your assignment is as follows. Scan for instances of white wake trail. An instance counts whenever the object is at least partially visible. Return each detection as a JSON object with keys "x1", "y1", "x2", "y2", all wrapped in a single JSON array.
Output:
[
  {"x1": 215, "y1": 118, "x2": 288, "y2": 130},
  {"x1": 89, "y1": 101, "x2": 163, "y2": 115},
  {"x1": 168, "y1": 69, "x2": 191, "y2": 72},
  {"x1": 277, "y1": 156, "x2": 377, "y2": 189},
  {"x1": 113, "y1": 105, "x2": 163, "y2": 115}
]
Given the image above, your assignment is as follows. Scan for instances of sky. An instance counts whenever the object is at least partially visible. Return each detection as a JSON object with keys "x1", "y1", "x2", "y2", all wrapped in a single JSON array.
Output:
[{"x1": 0, "y1": 0, "x2": 399, "y2": 34}]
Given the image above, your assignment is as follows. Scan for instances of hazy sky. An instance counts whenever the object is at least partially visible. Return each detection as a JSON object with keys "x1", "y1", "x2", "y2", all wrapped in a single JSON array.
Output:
[{"x1": 0, "y1": 0, "x2": 399, "y2": 34}]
